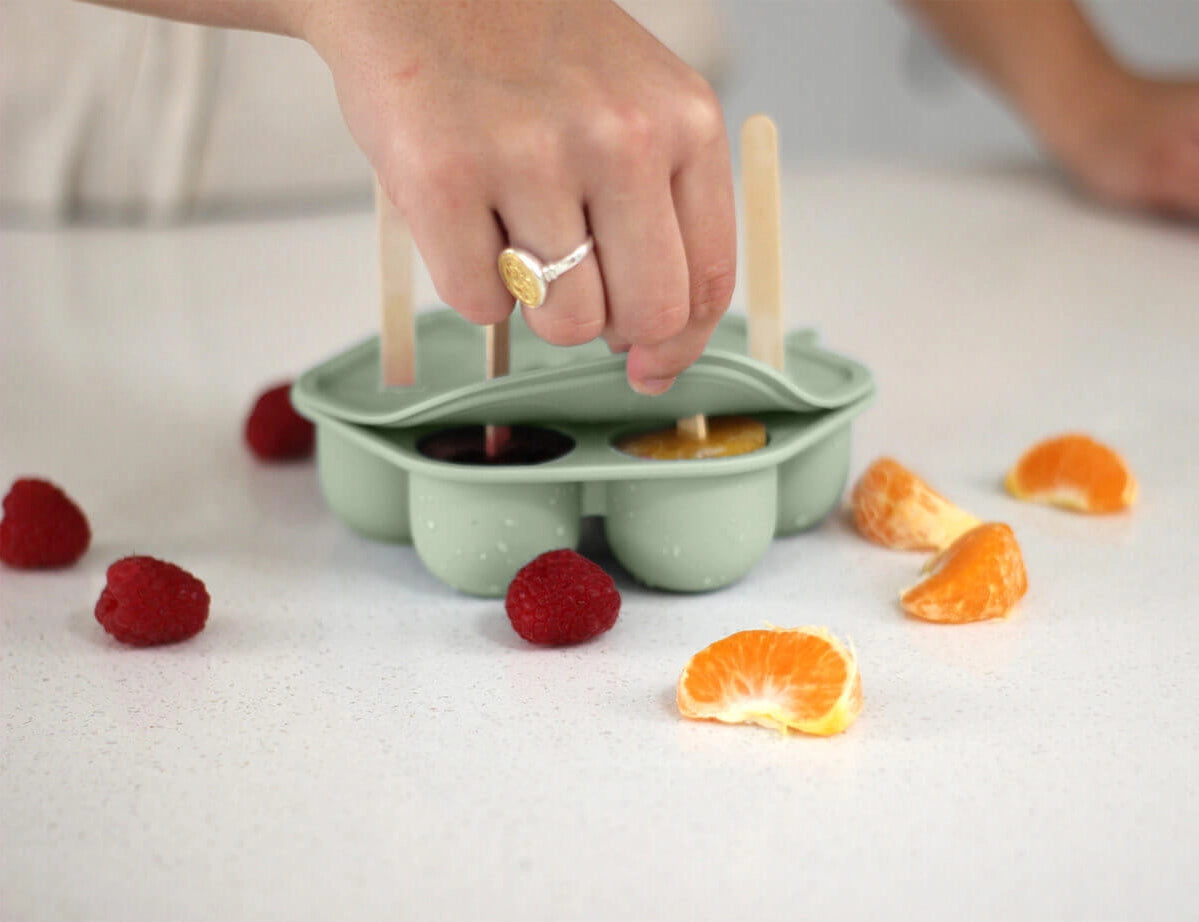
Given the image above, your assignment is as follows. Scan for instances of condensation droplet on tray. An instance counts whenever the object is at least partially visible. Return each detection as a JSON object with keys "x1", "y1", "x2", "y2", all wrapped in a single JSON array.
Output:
[
  {"x1": 671, "y1": 545, "x2": 682, "y2": 558},
  {"x1": 503, "y1": 518, "x2": 516, "y2": 528},
  {"x1": 479, "y1": 552, "x2": 488, "y2": 561},
  {"x1": 425, "y1": 520, "x2": 436, "y2": 530},
  {"x1": 555, "y1": 526, "x2": 566, "y2": 537},
  {"x1": 496, "y1": 541, "x2": 508, "y2": 553},
  {"x1": 702, "y1": 576, "x2": 713, "y2": 587}
]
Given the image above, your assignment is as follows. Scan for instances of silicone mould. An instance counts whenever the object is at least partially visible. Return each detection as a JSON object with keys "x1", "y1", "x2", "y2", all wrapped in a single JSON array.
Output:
[{"x1": 293, "y1": 310, "x2": 875, "y2": 596}]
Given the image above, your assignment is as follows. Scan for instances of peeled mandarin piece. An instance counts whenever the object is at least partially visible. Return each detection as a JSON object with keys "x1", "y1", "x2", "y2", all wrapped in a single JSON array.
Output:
[
  {"x1": 616, "y1": 416, "x2": 767, "y2": 461},
  {"x1": 677, "y1": 626, "x2": 862, "y2": 736},
  {"x1": 1006, "y1": 433, "x2": 1137, "y2": 513},
  {"x1": 851, "y1": 457, "x2": 980, "y2": 551},
  {"x1": 900, "y1": 522, "x2": 1027, "y2": 623}
]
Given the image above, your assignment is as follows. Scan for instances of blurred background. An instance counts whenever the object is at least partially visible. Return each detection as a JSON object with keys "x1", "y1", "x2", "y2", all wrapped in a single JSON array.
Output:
[
  {"x1": 720, "y1": 0, "x2": 1199, "y2": 162},
  {"x1": 2, "y1": 0, "x2": 1197, "y2": 222}
]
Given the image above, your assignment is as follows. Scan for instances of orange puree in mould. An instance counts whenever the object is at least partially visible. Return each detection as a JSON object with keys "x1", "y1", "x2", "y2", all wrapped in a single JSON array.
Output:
[{"x1": 615, "y1": 416, "x2": 767, "y2": 460}]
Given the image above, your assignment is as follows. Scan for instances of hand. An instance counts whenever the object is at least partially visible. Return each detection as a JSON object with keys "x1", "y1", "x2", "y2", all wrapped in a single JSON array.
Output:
[
  {"x1": 303, "y1": 0, "x2": 736, "y2": 393},
  {"x1": 1053, "y1": 75, "x2": 1199, "y2": 219}
]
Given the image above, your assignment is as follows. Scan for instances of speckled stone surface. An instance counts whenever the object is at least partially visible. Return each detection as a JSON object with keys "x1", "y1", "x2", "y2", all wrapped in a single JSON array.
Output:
[{"x1": 3, "y1": 165, "x2": 1197, "y2": 921}]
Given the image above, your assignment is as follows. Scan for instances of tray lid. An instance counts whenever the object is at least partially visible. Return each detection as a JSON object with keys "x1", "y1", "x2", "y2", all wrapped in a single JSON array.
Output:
[{"x1": 293, "y1": 309, "x2": 874, "y2": 427}]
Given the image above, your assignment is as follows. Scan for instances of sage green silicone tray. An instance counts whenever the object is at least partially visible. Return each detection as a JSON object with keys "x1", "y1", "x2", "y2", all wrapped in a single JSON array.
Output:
[{"x1": 292, "y1": 309, "x2": 875, "y2": 596}]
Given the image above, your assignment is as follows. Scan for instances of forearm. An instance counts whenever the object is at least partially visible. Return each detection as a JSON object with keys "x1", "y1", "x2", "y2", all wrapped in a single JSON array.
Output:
[
  {"x1": 78, "y1": 0, "x2": 306, "y2": 38},
  {"x1": 902, "y1": 0, "x2": 1134, "y2": 153}
]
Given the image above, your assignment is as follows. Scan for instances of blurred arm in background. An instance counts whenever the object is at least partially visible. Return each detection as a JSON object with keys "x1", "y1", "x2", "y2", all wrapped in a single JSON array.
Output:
[{"x1": 905, "y1": 0, "x2": 1199, "y2": 217}]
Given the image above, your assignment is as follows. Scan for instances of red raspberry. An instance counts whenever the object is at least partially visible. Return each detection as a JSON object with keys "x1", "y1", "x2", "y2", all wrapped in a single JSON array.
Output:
[
  {"x1": 94, "y1": 556, "x2": 210, "y2": 646},
  {"x1": 0, "y1": 478, "x2": 91, "y2": 569},
  {"x1": 244, "y1": 382, "x2": 315, "y2": 461},
  {"x1": 505, "y1": 549, "x2": 621, "y2": 646}
]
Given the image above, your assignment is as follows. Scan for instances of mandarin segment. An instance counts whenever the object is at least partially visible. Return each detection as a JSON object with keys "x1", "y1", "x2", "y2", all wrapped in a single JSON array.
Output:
[
  {"x1": 851, "y1": 457, "x2": 980, "y2": 551},
  {"x1": 1006, "y1": 434, "x2": 1136, "y2": 513},
  {"x1": 677, "y1": 626, "x2": 862, "y2": 736},
  {"x1": 900, "y1": 523, "x2": 1027, "y2": 623}
]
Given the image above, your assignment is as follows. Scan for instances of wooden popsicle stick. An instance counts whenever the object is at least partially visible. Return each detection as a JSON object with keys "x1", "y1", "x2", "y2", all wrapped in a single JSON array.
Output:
[
  {"x1": 375, "y1": 177, "x2": 416, "y2": 387},
  {"x1": 486, "y1": 318, "x2": 510, "y2": 379},
  {"x1": 676, "y1": 413, "x2": 708, "y2": 442},
  {"x1": 484, "y1": 317, "x2": 512, "y2": 458},
  {"x1": 741, "y1": 114, "x2": 785, "y2": 372}
]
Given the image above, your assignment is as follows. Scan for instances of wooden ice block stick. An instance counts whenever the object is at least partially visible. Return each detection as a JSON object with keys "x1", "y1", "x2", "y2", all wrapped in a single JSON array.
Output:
[
  {"x1": 742, "y1": 114, "x2": 785, "y2": 372},
  {"x1": 375, "y1": 177, "x2": 416, "y2": 387},
  {"x1": 486, "y1": 318, "x2": 510, "y2": 379},
  {"x1": 484, "y1": 317, "x2": 512, "y2": 458},
  {"x1": 676, "y1": 413, "x2": 708, "y2": 442}
]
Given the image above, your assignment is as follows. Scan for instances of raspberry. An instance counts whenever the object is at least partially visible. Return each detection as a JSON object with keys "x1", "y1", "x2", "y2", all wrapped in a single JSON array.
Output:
[
  {"x1": 505, "y1": 549, "x2": 621, "y2": 646},
  {"x1": 244, "y1": 382, "x2": 315, "y2": 461},
  {"x1": 94, "y1": 556, "x2": 210, "y2": 646},
  {"x1": 0, "y1": 478, "x2": 91, "y2": 569}
]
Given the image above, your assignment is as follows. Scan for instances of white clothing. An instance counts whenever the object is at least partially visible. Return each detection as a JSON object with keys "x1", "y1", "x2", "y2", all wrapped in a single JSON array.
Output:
[{"x1": 0, "y1": 0, "x2": 728, "y2": 222}]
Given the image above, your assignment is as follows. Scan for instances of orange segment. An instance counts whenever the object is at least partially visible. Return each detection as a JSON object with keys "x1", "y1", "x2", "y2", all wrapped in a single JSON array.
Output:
[
  {"x1": 851, "y1": 457, "x2": 980, "y2": 551},
  {"x1": 900, "y1": 523, "x2": 1027, "y2": 623},
  {"x1": 677, "y1": 626, "x2": 862, "y2": 736},
  {"x1": 1006, "y1": 434, "x2": 1136, "y2": 513}
]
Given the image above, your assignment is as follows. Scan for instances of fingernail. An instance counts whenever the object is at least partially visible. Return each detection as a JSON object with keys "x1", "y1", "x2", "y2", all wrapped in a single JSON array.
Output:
[{"x1": 631, "y1": 376, "x2": 675, "y2": 396}]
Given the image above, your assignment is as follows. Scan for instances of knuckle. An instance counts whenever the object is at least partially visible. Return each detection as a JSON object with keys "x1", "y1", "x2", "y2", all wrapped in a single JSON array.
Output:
[
  {"x1": 535, "y1": 310, "x2": 606, "y2": 347},
  {"x1": 584, "y1": 100, "x2": 658, "y2": 171},
  {"x1": 1125, "y1": 140, "x2": 1190, "y2": 206},
  {"x1": 497, "y1": 120, "x2": 568, "y2": 186},
  {"x1": 626, "y1": 298, "x2": 689, "y2": 346},
  {"x1": 678, "y1": 79, "x2": 725, "y2": 147},
  {"x1": 407, "y1": 148, "x2": 480, "y2": 207},
  {"x1": 1149, "y1": 140, "x2": 1185, "y2": 177},
  {"x1": 434, "y1": 276, "x2": 505, "y2": 325},
  {"x1": 688, "y1": 259, "x2": 736, "y2": 323},
  {"x1": 1154, "y1": 143, "x2": 1196, "y2": 196}
]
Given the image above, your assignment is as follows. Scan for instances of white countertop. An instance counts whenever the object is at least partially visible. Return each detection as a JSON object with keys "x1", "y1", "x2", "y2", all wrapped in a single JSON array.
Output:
[{"x1": 3, "y1": 164, "x2": 1197, "y2": 922}]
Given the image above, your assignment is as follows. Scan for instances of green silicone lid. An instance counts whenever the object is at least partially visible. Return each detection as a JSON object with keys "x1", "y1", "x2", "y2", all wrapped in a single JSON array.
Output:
[{"x1": 293, "y1": 310, "x2": 871, "y2": 427}]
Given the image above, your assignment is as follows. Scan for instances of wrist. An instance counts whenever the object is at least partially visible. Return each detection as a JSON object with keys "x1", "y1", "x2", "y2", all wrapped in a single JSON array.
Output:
[
  {"x1": 289, "y1": 0, "x2": 330, "y2": 43},
  {"x1": 297, "y1": 0, "x2": 420, "y2": 74},
  {"x1": 1014, "y1": 45, "x2": 1141, "y2": 167},
  {"x1": 293, "y1": 0, "x2": 358, "y2": 57}
]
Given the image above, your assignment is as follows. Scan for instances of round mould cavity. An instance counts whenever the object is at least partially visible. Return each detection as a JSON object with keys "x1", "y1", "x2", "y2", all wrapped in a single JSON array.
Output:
[{"x1": 417, "y1": 425, "x2": 575, "y2": 466}]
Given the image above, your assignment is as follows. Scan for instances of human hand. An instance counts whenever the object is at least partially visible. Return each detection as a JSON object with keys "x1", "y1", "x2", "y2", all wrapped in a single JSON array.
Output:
[
  {"x1": 303, "y1": 0, "x2": 736, "y2": 393},
  {"x1": 1053, "y1": 75, "x2": 1199, "y2": 219}
]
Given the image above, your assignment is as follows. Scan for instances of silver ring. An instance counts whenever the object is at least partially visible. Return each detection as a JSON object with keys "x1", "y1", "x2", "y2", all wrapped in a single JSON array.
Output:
[{"x1": 498, "y1": 237, "x2": 594, "y2": 309}]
